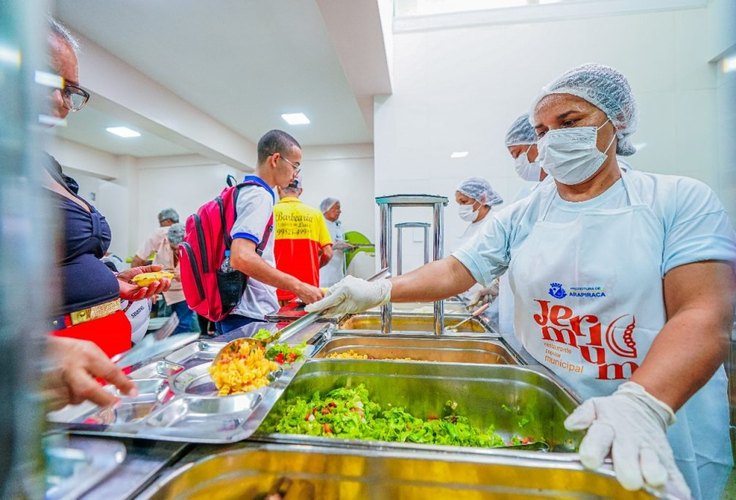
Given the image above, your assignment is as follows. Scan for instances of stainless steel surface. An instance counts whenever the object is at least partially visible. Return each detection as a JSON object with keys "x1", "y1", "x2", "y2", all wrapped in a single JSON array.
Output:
[
  {"x1": 432, "y1": 199, "x2": 445, "y2": 336},
  {"x1": 379, "y1": 202, "x2": 392, "y2": 334},
  {"x1": 113, "y1": 332, "x2": 200, "y2": 370},
  {"x1": 395, "y1": 221, "x2": 430, "y2": 274},
  {"x1": 45, "y1": 436, "x2": 126, "y2": 500},
  {"x1": 366, "y1": 300, "x2": 469, "y2": 315},
  {"x1": 377, "y1": 194, "x2": 449, "y2": 335},
  {"x1": 313, "y1": 334, "x2": 522, "y2": 364},
  {"x1": 80, "y1": 439, "x2": 191, "y2": 500},
  {"x1": 339, "y1": 313, "x2": 488, "y2": 333},
  {"x1": 47, "y1": 311, "x2": 323, "y2": 443},
  {"x1": 375, "y1": 194, "x2": 451, "y2": 206},
  {"x1": 141, "y1": 443, "x2": 660, "y2": 499},
  {"x1": 257, "y1": 360, "x2": 581, "y2": 454}
]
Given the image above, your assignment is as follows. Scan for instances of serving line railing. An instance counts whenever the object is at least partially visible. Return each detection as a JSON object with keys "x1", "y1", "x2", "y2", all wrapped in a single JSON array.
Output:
[{"x1": 376, "y1": 194, "x2": 448, "y2": 336}]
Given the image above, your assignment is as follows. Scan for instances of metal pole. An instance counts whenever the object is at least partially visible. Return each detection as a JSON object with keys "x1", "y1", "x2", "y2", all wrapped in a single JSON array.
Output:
[
  {"x1": 379, "y1": 204, "x2": 392, "y2": 333},
  {"x1": 422, "y1": 225, "x2": 430, "y2": 265},
  {"x1": 433, "y1": 202, "x2": 445, "y2": 336},
  {"x1": 396, "y1": 225, "x2": 403, "y2": 275}
]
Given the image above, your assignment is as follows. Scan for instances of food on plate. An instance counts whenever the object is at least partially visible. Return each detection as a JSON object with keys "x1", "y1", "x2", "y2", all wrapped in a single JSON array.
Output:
[
  {"x1": 209, "y1": 341, "x2": 279, "y2": 396},
  {"x1": 131, "y1": 271, "x2": 174, "y2": 286},
  {"x1": 252, "y1": 329, "x2": 308, "y2": 365},
  {"x1": 261, "y1": 384, "x2": 539, "y2": 448},
  {"x1": 266, "y1": 341, "x2": 307, "y2": 365}
]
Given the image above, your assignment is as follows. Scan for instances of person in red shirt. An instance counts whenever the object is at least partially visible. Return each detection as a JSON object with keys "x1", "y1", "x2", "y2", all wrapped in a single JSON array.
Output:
[{"x1": 273, "y1": 177, "x2": 333, "y2": 303}]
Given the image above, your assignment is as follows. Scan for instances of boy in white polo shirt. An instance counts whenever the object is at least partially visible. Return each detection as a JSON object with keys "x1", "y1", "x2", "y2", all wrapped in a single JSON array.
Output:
[{"x1": 216, "y1": 130, "x2": 324, "y2": 334}]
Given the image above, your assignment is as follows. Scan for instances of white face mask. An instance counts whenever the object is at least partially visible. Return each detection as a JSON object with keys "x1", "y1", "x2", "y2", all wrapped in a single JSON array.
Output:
[
  {"x1": 514, "y1": 146, "x2": 542, "y2": 182},
  {"x1": 458, "y1": 203, "x2": 479, "y2": 222},
  {"x1": 538, "y1": 119, "x2": 615, "y2": 185}
]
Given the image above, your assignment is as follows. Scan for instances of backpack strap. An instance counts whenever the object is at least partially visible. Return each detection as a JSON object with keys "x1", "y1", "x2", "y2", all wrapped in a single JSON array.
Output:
[
  {"x1": 256, "y1": 214, "x2": 274, "y2": 257},
  {"x1": 227, "y1": 180, "x2": 275, "y2": 254}
]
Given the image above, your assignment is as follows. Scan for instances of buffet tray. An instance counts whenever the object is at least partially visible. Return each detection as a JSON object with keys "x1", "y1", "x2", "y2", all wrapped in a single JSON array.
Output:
[
  {"x1": 313, "y1": 333, "x2": 523, "y2": 364},
  {"x1": 47, "y1": 338, "x2": 312, "y2": 443},
  {"x1": 254, "y1": 359, "x2": 583, "y2": 455},
  {"x1": 140, "y1": 443, "x2": 662, "y2": 499}
]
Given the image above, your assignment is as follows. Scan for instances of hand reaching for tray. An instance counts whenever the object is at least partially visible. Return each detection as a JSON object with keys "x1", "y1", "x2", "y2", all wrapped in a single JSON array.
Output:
[{"x1": 45, "y1": 337, "x2": 137, "y2": 409}]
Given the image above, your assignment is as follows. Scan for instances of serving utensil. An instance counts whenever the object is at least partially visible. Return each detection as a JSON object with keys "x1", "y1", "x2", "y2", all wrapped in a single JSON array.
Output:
[
  {"x1": 212, "y1": 312, "x2": 319, "y2": 366},
  {"x1": 446, "y1": 302, "x2": 490, "y2": 332}
]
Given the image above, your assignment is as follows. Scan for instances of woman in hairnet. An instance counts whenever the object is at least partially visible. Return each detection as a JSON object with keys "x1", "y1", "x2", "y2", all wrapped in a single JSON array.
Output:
[
  {"x1": 454, "y1": 177, "x2": 503, "y2": 245},
  {"x1": 505, "y1": 113, "x2": 547, "y2": 184},
  {"x1": 453, "y1": 178, "x2": 503, "y2": 310},
  {"x1": 308, "y1": 63, "x2": 736, "y2": 499}
]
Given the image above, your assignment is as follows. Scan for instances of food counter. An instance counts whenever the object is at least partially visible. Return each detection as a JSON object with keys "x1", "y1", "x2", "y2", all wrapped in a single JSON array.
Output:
[{"x1": 46, "y1": 306, "x2": 664, "y2": 499}]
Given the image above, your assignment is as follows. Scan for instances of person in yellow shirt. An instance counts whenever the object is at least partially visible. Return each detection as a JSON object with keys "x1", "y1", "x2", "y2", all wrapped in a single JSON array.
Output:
[{"x1": 274, "y1": 177, "x2": 333, "y2": 303}]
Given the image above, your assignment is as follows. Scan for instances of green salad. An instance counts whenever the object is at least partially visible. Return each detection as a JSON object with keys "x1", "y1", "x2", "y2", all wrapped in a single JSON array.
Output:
[
  {"x1": 253, "y1": 329, "x2": 307, "y2": 365},
  {"x1": 261, "y1": 384, "x2": 536, "y2": 448}
]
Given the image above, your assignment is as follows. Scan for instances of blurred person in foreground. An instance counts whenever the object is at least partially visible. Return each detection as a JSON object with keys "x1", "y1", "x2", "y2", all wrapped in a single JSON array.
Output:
[{"x1": 43, "y1": 18, "x2": 168, "y2": 403}]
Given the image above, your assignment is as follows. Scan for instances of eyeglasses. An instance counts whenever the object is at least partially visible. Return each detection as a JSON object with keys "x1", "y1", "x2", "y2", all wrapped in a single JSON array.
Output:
[
  {"x1": 280, "y1": 155, "x2": 301, "y2": 176},
  {"x1": 59, "y1": 80, "x2": 90, "y2": 112}
]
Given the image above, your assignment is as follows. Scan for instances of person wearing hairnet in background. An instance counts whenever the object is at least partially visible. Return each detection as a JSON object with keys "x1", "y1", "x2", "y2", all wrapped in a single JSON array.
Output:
[
  {"x1": 308, "y1": 63, "x2": 736, "y2": 499},
  {"x1": 319, "y1": 197, "x2": 352, "y2": 288},
  {"x1": 454, "y1": 178, "x2": 503, "y2": 310},
  {"x1": 506, "y1": 113, "x2": 548, "y2": 185}
]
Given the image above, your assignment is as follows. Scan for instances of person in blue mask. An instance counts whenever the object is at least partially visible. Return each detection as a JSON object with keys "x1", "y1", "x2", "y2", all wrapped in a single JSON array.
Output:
[{"x1": 308, "y1": 63, "x2": 736, "y2": 499}]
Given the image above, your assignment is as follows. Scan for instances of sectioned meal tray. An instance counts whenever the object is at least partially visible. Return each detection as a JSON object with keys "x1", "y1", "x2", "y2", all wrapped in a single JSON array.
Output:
[{"x1": 47, "y1": 339, "x2": 312, "y2": 443}]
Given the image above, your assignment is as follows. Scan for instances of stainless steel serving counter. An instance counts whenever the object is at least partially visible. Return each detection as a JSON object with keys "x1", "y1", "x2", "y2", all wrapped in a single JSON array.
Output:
[{"x1": 47, "y1": 304, "x2": 647, "y2": 499}]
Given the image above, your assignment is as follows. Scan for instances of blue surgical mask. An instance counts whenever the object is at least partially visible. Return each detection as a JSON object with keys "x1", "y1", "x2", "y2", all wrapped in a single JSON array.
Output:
[
  {"x1": 538, "y1": 119, "x2": 615, "y2": 185},
  {"x1": 514, "y1": 145, "x2": 542, "y2": 182}
]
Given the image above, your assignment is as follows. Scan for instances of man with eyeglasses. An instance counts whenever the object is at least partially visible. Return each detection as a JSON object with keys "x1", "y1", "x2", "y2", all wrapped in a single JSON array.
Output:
[{"x1": 215, "y1": 129, "x2": 324, "y2": 334}]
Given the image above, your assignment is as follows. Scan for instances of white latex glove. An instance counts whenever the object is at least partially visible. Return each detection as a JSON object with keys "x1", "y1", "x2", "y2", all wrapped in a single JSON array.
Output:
[
  {"x1": 565, "y1": 382, "x2": 691, "y2": 499},
  {"x1": 467, "y1": 279, "x2": 500, "y2": 309},
  {"x1": 304, "y1": 276, "x2": 391, "y2": 317}
]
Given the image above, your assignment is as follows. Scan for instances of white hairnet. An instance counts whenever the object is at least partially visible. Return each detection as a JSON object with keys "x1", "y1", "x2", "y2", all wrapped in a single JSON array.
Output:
[
  {"x1": 158, "y1": 208, "x2": 179, "y2": 223},
  {"x1": 167, "y1": 223, "x2": 185, "y2": 246},
  {"x1": 456, "y1": 177, "x2": 503, "y2": 206},
  {"x1": 530, "y1": 63, "x2": 639, "y2": 156},
  {"x1": 505, "y1": 113, "x2": 536, "y2": 146},
  {"x1": 320, "y1": 197, "x2": 339, "y2": 213}
]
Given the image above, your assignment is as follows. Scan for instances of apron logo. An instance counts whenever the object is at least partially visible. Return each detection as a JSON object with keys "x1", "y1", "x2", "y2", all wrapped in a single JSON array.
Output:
[
  {"x1": 533, "y1": 299, "x2": 639, "y2": 380},
  {"x1": 548, "y1": 282, "x2": 567, "y2": 299}
]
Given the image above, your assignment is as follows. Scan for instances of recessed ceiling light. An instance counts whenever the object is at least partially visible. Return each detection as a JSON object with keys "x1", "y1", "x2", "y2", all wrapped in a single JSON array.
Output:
[
  {"x1": 722, "y1": 55, "x2": 736, "y2": 74},
  {"x1": 281, "y1": 113, "x2": 310, "y2": 125},
  {"x1": 450, "y1": 151, "x2": 469, "y2": 159},
  {"x1": 106, "y1": 126, "x2": 141, "y2": 138}
]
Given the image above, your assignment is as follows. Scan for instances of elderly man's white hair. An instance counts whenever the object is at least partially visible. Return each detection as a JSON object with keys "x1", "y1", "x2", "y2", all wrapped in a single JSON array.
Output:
[
  {"x1": 48, "y1": 17, "x2": 79, "y2": 54},
  {"x1": 320, "y1": 197, "x2": 339, "y2": 213}
]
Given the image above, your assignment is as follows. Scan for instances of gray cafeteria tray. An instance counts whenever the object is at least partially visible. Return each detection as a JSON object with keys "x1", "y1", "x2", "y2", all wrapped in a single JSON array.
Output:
[{"x1": 46, "y1": 339, "x2": 308, "y2": 443}]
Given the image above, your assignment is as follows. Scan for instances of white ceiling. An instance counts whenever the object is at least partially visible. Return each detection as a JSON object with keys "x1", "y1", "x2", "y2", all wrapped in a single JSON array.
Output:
[{"x1": 54, "y1": 0, "x2": 384, "y2": 160}]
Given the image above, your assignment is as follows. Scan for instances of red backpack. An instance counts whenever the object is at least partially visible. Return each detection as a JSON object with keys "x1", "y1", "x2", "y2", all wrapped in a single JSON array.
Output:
[{"x1": 178, "y1": 178, "x2": 273, "y2": 322}]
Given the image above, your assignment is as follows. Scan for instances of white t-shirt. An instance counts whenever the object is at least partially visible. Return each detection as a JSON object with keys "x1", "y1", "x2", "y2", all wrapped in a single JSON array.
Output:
[
  {"x1": 136, "y1": 227, "x2": 168, "y2": 260},
  {"x1": 453, "y1": 170, "x2": 736, "y2": 287},
  {"x1": 229, "y1": 176, "x2": 279, "y2": 320},
  {"x1": 320, "y1": 219, "x2": 345, "y2": 287}
]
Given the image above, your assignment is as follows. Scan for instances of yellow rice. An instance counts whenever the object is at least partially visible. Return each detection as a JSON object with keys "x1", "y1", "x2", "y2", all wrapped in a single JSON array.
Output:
[{"x1": 209, "y1": 343, "x2": 278, "y2": 396}]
